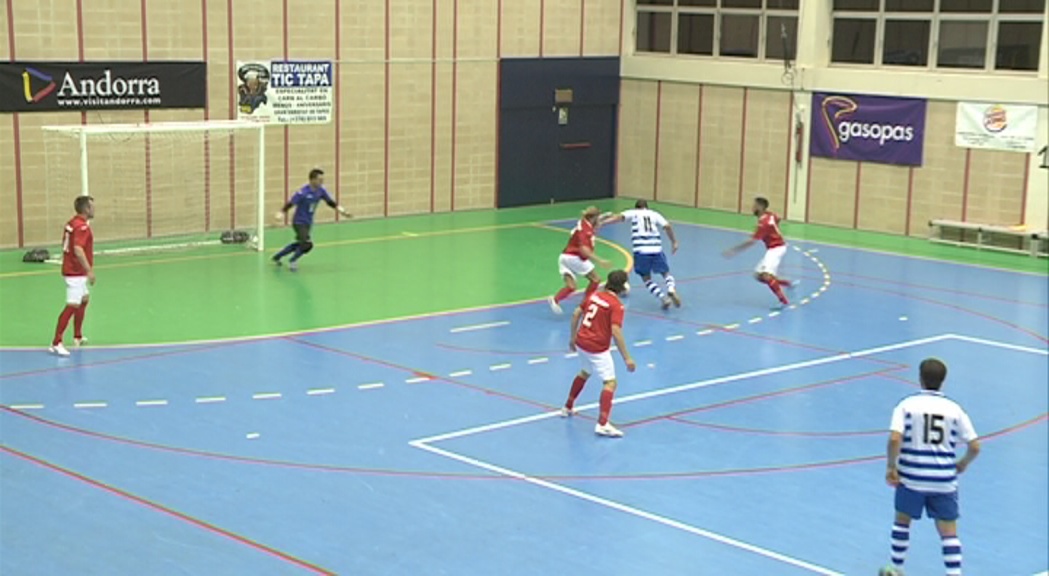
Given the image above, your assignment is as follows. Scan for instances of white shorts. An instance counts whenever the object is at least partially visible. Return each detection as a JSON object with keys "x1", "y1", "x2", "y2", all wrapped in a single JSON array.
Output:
[
  {"x1": 755, "y1": 245, "x2": 787, "y2": 277},
  {"x1": 579, "y1": 348, "x2": 616, "y2": 382},
  {"x1": 558, "y1": 253, "x2": 595, "y2": 280},
  {"x1": 64, "y1": 276, "x2": 89, "y2": 304}
]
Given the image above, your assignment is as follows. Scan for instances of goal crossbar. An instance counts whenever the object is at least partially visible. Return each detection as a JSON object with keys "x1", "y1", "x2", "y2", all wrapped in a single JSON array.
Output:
[{"x1": 42, "y1": 119, "x2": 265, "y2": 136}]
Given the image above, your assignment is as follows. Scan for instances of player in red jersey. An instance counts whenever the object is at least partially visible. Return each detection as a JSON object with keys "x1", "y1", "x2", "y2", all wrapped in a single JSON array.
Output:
[
  {"x1": 50, "y1": 196, "x2": 96, "y2": 357},
  {"x1": 723, "y1": 197, "x2": 795, "y2": 308},
  {"x1": 548, "y1": 206, "x2": 610, "y2": 315},
  {"x1": 562, "y1": 270, "x2": 636, "y2": 438}
]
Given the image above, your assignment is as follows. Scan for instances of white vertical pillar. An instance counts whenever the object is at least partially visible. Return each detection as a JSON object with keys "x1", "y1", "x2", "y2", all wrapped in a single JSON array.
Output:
[{"x1": 785, "y1": 0, "x2": 830, "y2": 222}]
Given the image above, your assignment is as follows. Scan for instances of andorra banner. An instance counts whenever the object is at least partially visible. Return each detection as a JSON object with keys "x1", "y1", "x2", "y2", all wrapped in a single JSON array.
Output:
[
  {"x1": 0, "y1": 61, "x2": 207, "y2": 113},
  {"x1": 810, "y1": 92, "x2": 928, "y2": 167}
]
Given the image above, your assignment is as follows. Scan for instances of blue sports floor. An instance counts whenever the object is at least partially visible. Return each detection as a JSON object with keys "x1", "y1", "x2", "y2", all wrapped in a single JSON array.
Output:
[{"x1": 1, "y1": 219, "x2": 1047, "y2": 575}]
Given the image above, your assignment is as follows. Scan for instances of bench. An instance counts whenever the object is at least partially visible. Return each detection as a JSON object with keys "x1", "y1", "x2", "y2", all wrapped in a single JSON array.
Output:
[{"x1": 928, "y1": 219, "x2": 1048, "y2": 258}]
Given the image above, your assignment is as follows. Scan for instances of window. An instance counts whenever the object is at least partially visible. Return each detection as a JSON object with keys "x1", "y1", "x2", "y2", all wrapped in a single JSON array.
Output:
[
  {"x1": 634, "y1": 0, "x2": 799, "y2": 61},
  {"x1": 830, "y1": 0, "x2": 1044, "y2": 71}
]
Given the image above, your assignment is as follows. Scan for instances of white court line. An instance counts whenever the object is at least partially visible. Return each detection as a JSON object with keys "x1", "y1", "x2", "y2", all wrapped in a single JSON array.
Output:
[
  {"x1": 748, "y1": 317, "x2": 763, "y2": 324},
  {"x1": 1031, "y1": 571, "x2": 1047, "y2": 576},
  {"x1": 634, "y1": 340, "x2": 653, "y2": 347},
  {"x1": 489, "y1": 363, "x2": 512, "y2": 372},
  {"x1": 565, "y1": 352, "x2": 578, "y2": 359},
  {"x1": 723, "y1": 324, "x2": 740, "y2": 330},
  {"x1": 947, "y1": 334, "x2": 1048, "y2": 356},
  {"x1": 768, "y1": 311, "x2": 781, "y2": 318},
  {"x1": 527, "y1": 358, "x2": 548, "y2": 365},
  {"x1": 405, "y1": 376, "x2": 431, "y2": 384},
  {"x1": 196, "y1": 396, "x2": 226, "y2": 404},
  {"x1": 252, "y1": 392, "x2": 282, "y2": 400},
  {"x1": 450, "y1": 370, "x2": 474, "y2": 377},
  {"x1": 449, "y1": 321, "x2": 511, "y2": 334},
  {"x1": 9, "y1": 404, "x2": 44, "y2": 410},
  {"x1": 358, "y1": 383, "x2": 385, "y2": 390},
  {"x1": 74, "y1": 402, "x2": 107, "y2": 409},
  {"x1": 697, "y1": 329, "x2": 714, "y2": 336},
  {"x1": 666, "y1": 335, "x2": 685, "y2": 342},
  {"x1": 414, "y1": 334, "x2": 952, "y2": 445},
  {"x1": 307, "y1": 388, "x2": 336, "y2": 396},
  {"x1": 410, "y1": 441, "x2": 842, "y2": 576},
  {"x1": 135, "y1": 400, "x2": 168, "y2": 407}
]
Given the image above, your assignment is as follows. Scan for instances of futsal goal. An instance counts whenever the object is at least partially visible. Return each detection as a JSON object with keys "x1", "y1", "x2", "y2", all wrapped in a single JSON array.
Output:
[{"x1": 42, "y1": 120, "x2": 267, "y2": 255}]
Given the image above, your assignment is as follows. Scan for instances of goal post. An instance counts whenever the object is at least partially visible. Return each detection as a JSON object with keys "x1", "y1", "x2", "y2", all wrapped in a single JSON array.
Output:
[{"x1": 42, "y1": 120, "x2": 267, "y2": 255}]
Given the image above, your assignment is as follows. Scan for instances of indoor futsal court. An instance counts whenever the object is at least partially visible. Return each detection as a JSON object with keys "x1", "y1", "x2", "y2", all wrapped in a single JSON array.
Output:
[{"x1": 0, "y1": 201, "x2": 1046, "y2": 575}]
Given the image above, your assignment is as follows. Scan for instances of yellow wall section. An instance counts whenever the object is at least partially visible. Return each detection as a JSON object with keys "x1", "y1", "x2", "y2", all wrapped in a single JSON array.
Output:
[{"x1": 4, "y1": 0, "x2": 623, "y2": 249}]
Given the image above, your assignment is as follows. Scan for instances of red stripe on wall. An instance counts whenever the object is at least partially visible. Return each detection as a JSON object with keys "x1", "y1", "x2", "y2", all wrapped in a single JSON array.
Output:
[
  {"x1": 141, "y1": 0, "x2": 153, "y2": 238},
  {"x1": 334, "y1": 0, "x2": 341, "y2": 221},
  {"x1": 539, "y1": 0, "x2": 545, "y2": 57},
  {"x1": 736, "y1": 87, "x2": 749, "y2": 213},
  {"x1": 618, "y1": 0, "x2": 625, "y2": 55},
  {"x1": 804, "y1": 155, "x2": 813, "y2": 223},
  {"x1": 430, "y1": 0, "x2": 437, "y2": 213},
  {"x1": 782, "y1": 93, "x2": 793, "y2": 220},
  {"x1": 227, "y1": 0, "x2": 235, "y2": 229},
  {"x1": 904, "y1": 167, "x2": 915, "y2": 236},
  {"x1": 7, "y1": 1, "x2": 24, "y2": 247},
  {"x1": 76, "y1": 0, "x2": 86, "y2": 126},
  {"x1": 652, "y1": 81, "x2": 663, "y2": 201},
  {"x1": 852, "y1": 162, "x2": 862, "y2": 229},
  {"x1": 693, "y1": 84, "x2": 704, "y2": 208},
  {"x1": 578, "y1": 0, "x2": 585, "y2": 56},
  {"x1": 961, "y1": 149, "x2": 972, "y2": 221},
  {"x1": 383, "y1": 0, "x2": 391, "y2": 217},
  {"x1": 202, "y1": 0, "x2": 211, "y2": 232},
  {"x1": 494, "y1": 0, "x2": 502, "y2": 208},
  {"x1": 282, "y1": 0, "x2": 290, "y2": 225},
  {"x1": 450, "y1": 0, "x2": 459, "y2": 211},
  {"x1": 1019, "y1": 154, "x2": 1031, "y2": 225}
]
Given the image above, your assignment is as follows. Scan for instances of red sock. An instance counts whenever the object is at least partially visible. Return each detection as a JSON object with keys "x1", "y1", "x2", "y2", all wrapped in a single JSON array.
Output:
[
  {"x1": 53, "y1": 305, "x2": 76, "y2": 346},
  {"x1": 554, "y1": 286, "x2": 574, "y2": 303},
  {"x1": 765, "y1": 277, "x2": 788, "y2": 304},
  {"x1": 565, "y1": 375, "x2": 587, "y2": 409},
  {"x1": 598, "y1": 388, "x2": 615, "y2": 425},
  {"x1": 584, "y1": 281, "x2": 600, "y2": 298},
  {"x1": 73, "y1": 301, "x2": 88, "y2": 339}
]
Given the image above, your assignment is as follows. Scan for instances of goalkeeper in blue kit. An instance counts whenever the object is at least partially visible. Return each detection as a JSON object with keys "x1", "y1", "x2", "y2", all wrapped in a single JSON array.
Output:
[{"x1": 272, "y1": 168, "x2": 351, "y2": 271}]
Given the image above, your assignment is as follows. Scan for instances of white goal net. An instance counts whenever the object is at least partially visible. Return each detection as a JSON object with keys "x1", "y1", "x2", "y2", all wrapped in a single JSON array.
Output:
[{"x1": 42, "y1": 120, "x2": 267, "y2": 255}]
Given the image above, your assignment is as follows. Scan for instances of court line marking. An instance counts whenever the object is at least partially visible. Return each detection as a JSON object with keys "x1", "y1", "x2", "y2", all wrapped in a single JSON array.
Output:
[
  {"x1": 357, "y1": 383, "x2": 385, "y2": 391},
  {"x1": 135, "y1": 400, "x2": 168, "y2": 407},
  {"x1": 449, "y1": 370, "x2": 473, "y2": 377},
  {"x1": 252, "y1": 393, "x2": 282, "y2": 400},
  {"x1": 948, "y1": 334, "x2": 1048, "y2": 356},
  {"x1": 665, "y1": 335, "x2": 685, "y2": 342},
  {"x1": 410, "y1": 441, "x2": 842, "y2": 575},
  {"x1": 527, "y1": 358, "x2": 548, "y2": 365},
  {"x1": 73, "y1": 402, "x2": 107, "y2": 409},
  {"x1": 634, "y1": 340, "x2": 653, "y2": 347},
  {"x1": 195, "y1": 396, "x2": 226, "y2": 404},
  {"x1": 449, "y1": 321, "x2": 510, "y2": 333},
  {"x1": 413, "y1": 334, "x2": 953, "y2": 445},
  {"x1": 0, "y1": 223, "x2": 633, "y2": 351},
  {"x1": 307, "y1": 388, "x2": 335, "y2": 396},
  {"x1": 9, "y1": 404, "x2": 43, "y2": 410},
  {"x1": 405, "y1": 377, "x2": 431, "y2": 384},
  {"x1": 489, "y1": 363, "x2": 512, "y2": 372}
]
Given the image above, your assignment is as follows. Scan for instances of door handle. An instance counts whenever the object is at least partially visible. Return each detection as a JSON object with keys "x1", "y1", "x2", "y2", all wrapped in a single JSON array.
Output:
[{"x1": 559, "y1": 142, "x2": 591, "y2": 150}]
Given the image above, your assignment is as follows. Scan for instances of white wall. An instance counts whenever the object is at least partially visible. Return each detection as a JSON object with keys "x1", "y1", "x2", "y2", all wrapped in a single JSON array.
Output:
[{"x1": 621, "y1": 0, "x2": 1049, "y2": 229}]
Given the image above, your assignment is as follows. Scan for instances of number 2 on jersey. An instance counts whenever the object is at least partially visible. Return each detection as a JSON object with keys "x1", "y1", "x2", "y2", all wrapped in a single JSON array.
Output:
[
  {"x1": 581, "y1": 303, "x2": 599, "y2": 328},
  {"x1": 922, "y1": 414, "x2": 946, "y2": 445}
]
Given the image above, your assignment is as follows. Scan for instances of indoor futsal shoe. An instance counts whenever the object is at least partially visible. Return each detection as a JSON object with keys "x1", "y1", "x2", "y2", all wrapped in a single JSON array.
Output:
[
  {"x1": 560, "y1": 406, "x2": 577, "y2": 418},
  {"x1": 668, "y1": 290, "x2": 682, "y2": 308},
  {"x1": 661, "y1": 296, "x2": 672, "y2": 310},
  {"x1": 547, "y1": 296, "x2": 563, "y2": 315},
  {"x1": 878, "y1": 566, "x2": 904, "y2": 576},
  {"x1": 289, "y1": 261, "x2": 299, "y2": 272},
  {"x1": 595, "y1": 422, "x2": 624, "y2": 438},
  {"x1": 49, "y1": 343, "x2": 71, "y2": 357}
]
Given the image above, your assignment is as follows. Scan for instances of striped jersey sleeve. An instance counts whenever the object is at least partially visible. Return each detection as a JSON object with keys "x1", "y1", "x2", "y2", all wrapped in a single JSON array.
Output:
[
  {"x1": 622, "y1": 209, "x2": 667, "y2": 255},
  {"x1": 890, "y1": 391, "x2": 977, "y2": 493}
]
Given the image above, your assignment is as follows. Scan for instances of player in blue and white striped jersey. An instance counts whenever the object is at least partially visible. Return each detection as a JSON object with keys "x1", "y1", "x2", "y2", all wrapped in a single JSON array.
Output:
[
  {"x1": 600, "y1": 200, "x2": 681, "y2": 310},
  {"x1": 881, "y1": 358, "x2": 981, "y2": 576}
]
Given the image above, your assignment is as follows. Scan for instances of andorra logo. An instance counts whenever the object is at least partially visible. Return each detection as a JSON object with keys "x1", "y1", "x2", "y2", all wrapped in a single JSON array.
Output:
[{"x1": 22, "y1": 67, "x2": 56, "y2": 103}]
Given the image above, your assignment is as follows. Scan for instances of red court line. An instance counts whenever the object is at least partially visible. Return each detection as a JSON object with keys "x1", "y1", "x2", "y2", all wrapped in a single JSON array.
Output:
[
  {"x1": 825, "y1": 269, "x2": 1049, "y2": 309},
  {"x1": 0, "y1": 446, "x2": 336, "y2": 575},
  {"x1": 622, "y1": 368, "x2": 903, "y2": 428},
  {"x1": 798, "y1": 273, "x2": 1049, "y2": 343},
  {"x1": 2, "y1": 406, "x2": 1043, "y2": 483},
  {"x1": 6, "y1": 1, "x2": 24, "y2": 248},
  {"x1": 668, "y1": 418, "x2": 885, "y2": 438}
]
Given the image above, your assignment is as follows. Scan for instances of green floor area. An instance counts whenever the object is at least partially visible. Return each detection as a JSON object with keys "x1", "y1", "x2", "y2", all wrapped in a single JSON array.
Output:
[{"x1": 0, "y1": 200, "x2": 1044, "y2": 347}]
